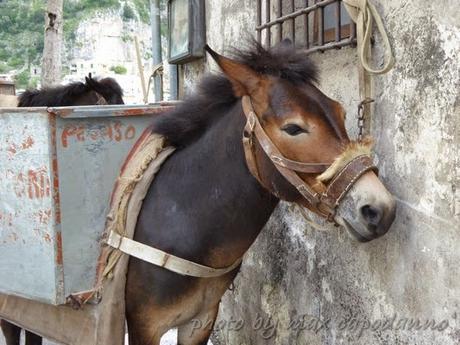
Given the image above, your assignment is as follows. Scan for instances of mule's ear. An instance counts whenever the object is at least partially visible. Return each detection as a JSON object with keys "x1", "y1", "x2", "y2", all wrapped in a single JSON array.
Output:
[
  {"x1": 85, "y1": 75, "x2": 99, "y2": 89},
  {"x1": 205, "y1": 45, "x2": 262, "y2": 97}
]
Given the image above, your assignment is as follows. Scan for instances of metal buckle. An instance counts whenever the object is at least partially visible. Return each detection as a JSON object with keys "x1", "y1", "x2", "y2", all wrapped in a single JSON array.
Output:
[{"x1": 271, "y1": 155, "x2": 285, "y2": 167}]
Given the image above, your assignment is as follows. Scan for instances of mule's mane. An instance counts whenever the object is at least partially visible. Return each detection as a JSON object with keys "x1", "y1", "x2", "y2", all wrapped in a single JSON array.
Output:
[
  {"x1": 18, "y1": 81, "x2": 90, "y2": 107},
  {"x1": 152, "y1": 41, "x2": 318, "y2": 147},
  {"x1": 232, "y1": 40, "x2": 318, "y2": 85},
  {"x1": 97, "y1": 77, "x2": 124, "y2": 97},
  {"x1": 17, "y1": 77, "x2": 123, "y2": 107}
]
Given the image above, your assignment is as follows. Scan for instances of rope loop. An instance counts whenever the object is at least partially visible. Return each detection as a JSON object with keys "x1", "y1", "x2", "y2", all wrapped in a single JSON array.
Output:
[{"x1": 343, "y1": 0, "x2": 395, "y2": 75}]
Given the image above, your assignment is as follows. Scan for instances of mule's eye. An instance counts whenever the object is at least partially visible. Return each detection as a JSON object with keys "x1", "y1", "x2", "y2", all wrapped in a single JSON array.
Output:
[{"x1": 281, "y1": 124, "x2": 306, "y2": 136}]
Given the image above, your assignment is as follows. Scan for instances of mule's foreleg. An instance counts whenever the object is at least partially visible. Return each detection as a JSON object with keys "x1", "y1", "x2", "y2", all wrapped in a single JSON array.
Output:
[
  {"x1": 0, "y1": 320, "x2": 21, "y2": 345},
  {"x1": 177, "y1": 303, "x2": 219, "y2": 345}
]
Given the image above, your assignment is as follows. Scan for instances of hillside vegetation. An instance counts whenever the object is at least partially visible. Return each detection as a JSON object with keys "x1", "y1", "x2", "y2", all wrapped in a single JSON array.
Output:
[{"x1": 0, "y1": 0, "x2": 150, "y2": 88}]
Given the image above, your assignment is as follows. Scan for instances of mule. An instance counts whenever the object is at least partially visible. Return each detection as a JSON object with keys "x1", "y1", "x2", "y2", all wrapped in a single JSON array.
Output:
[
  {"x1": 1, "y1": 74, "x2": 124, "y2": 345},
  {"x1": 17, "y1": 73, "x2": 124, "y2": 107},
  {"x1": 125, "y1": 40, "x2": 396, "y2": 345}
]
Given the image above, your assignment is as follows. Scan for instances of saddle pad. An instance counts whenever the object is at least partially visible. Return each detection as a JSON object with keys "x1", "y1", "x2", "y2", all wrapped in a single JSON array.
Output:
[{"x1": 99, "y1": 129, "x2": 175, "y2": 282}]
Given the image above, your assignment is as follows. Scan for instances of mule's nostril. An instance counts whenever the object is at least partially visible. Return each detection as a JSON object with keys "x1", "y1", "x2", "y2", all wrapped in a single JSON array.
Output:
[{"x1": 360, "y1": 204, "x2": 382, "y2": 227}]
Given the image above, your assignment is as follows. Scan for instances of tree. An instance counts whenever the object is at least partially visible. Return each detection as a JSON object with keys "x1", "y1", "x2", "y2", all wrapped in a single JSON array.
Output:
[
  {"x1": 41, "y1": 0, "x2": 63, "y2": 87},
  {"x1": 122, "y1": 3, "x2": 136, "y2": 21},
  {"x1": 14, "y1": 70, "x2": 31, "y2": 89},
  {"x1": 110, "y1": 65, "x2": 128, "y2": 75}
]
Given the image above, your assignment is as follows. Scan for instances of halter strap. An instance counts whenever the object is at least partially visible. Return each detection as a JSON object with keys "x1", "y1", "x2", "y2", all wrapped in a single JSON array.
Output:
[
  {"x1": 241, "y1": 96, "x2": 378, "y2": 222},
  {"x1": 242, "y1": 96, "x2": 325, "y2": 208}
]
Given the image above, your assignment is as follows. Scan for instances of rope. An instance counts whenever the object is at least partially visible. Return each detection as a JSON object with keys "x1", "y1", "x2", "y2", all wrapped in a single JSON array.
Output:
[
  {"x1": 145, "y1": 63, "x2": 164, "y2": 104},
  {"x1": 297, "y1": 205, "x2": 332, "y2": 232},
  {"x1": 102, "y1": 135, "x2": 166, "y2": 278},
  {"x1": 342, "y1": 0, "x2": 395, "y2": 139},
  {"x1": 343, "y1": 0, "x2": 395, "y2": 75}
]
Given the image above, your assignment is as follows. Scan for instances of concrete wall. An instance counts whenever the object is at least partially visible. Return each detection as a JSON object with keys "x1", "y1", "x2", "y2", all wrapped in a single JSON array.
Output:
[{"x1": 182, "y1": 1, "x2": 460, "y2": 344}]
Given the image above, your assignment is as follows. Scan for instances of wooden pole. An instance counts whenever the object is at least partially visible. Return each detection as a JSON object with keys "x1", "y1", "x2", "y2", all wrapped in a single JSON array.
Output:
[
  {"x1": 41, "y1": 0, "x2": 63, "y2": 87},
  {"x1": 134, "y1": 36, "x2": 148, "y2": 104}
]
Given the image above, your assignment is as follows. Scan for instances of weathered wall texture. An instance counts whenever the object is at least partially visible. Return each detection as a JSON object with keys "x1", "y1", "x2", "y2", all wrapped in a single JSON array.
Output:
[{"x1": 184, "y1": 1, "x2": 460, "y2": 344}]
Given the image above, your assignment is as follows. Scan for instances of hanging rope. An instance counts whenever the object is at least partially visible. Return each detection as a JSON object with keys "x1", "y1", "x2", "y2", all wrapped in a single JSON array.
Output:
[
  {"x1": 342, "y1": 0, "x2": 395, "y2": 140},
  {"x1": 343, "y1": 0, "x2": 395, "y2": 75},
  {"x1": 145, "y1": 63, "x2": 164, "y2": 104}
]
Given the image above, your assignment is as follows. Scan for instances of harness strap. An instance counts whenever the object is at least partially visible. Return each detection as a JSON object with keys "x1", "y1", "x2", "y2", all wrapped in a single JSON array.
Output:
[
  {"x1": 271, "y1": 156, "x2": 330, "y2": 173},
  {"x1": 321, "y1": 155, "x2": 378, "y2": 208},
  {"x1": 241, "y1": 96, "x2": 327, "y2": 208},
  {"x1": 95, "y1": 92, "x2": 108, "y2": 105},
  {"x1": 106, "y1": 231, "x2": 242, "y2": 278}
]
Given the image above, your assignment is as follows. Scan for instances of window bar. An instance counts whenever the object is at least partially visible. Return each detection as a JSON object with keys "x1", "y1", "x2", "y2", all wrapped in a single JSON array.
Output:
[
  {"x1": 256, "y1": 0, "x2": 336, "y2": 31},
  {"x1": 335, "y1": 1, "x2": 341, "y2": 42},
  {"x1": 265, "y1": 0, "x2": 271, "y2": 47},
  {"x1": 318, "y1": 4, "x2": 324, "y2": 47},
  {"x1": 257, "y1": 0, "x2": 262, "y2": 42},
  {"x1": 305, "y1": 38, "x2": 355, "y2": 54},
  {"x1": 304, "y1": 0, "x2": 309, "y2": 48},
  {"x1": 350, "y1": 17, "x2": 356, "y2": 42},
  {"x1": 256, "y1": 0, "x2": 356, "y2": 51},
  {"x1": 278, "y1": 0, "x2": 283, "y2": 42},
  {"x1": 291, "y1": 0, "x2": 295, "y2": 43},
  {"x1": 303, "y1": 0, "x2": 310, "y2": 49}
]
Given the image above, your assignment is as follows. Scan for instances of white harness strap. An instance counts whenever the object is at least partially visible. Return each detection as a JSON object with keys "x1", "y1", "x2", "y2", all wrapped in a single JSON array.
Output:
[
  {"x1": 107, "y1": 231, "x2": 242, "y2": 278},
  {"x1": 102, "y1": 132, "x2": 242, "y2": 279}
]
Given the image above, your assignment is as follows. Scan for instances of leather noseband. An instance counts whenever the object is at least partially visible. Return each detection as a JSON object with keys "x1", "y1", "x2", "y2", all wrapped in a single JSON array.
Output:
[{"x1": 241, "y1": 96, "x2": 378, "y2": 223}]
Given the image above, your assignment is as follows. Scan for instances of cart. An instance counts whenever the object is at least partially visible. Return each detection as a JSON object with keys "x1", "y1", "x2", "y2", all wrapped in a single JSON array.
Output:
[{"x1": 0, "y1": 104, "x2": 173, "y2": 344}]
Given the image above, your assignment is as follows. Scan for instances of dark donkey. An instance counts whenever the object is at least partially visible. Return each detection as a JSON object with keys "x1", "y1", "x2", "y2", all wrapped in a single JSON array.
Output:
[
  {"x1": 16, "y1": 73, "x2": 124, "y2": 107},
  {"x1": 0, "y1": 74, "x2": 124, "y2": 345},
  {"x1": 125, "y1": 40, "x2": 396, "y2": 345}
]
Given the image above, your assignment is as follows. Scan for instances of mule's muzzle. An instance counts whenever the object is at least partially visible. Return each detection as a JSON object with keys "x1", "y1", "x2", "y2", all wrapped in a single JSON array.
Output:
[{"x1": 349, "y1": 198, "x2": 396, "y2": 242}]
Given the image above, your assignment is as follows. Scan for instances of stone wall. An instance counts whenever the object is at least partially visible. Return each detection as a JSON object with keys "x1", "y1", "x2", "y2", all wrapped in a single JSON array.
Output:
[{"x1": 182, "y1": 1, "x2": 460, "y2": 344}]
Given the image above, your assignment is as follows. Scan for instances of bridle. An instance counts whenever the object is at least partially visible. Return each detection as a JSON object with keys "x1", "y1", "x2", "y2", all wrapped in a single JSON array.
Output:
[
  {"x1": 95, "y1": 92, "x2": 109, "y2": 105},
  {"x1": 241, "y1": 95, "x2": 378, "y2": 223}
]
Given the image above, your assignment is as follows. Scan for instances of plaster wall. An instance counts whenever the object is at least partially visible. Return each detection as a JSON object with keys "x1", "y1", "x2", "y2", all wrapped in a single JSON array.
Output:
[{"x1": 182, "y1": 1, "x2": 460, "y2": 344}]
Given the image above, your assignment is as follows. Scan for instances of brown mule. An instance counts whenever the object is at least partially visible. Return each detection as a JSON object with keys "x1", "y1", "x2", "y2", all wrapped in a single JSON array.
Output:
[{"x1": 125, "y1": 40, "x2": 395, "y2": 345}]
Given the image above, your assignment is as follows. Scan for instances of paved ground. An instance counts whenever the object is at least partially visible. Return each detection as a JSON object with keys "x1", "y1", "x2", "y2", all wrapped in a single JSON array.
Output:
[{"x1": 0, "y1": 328, "x2": 212, "y2": 345}]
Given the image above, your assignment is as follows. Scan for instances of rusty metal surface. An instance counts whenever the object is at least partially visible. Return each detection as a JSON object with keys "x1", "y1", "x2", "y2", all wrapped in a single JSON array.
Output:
[
  {"x1": 0, "y1": 105, "x2": 170, "y2": 305},
  {"x1": 0, "y1": 110, "x2": 62, "y2": 304},
  {"x1": 48, "y1": 104, "x2": 176, "y2": 119}
]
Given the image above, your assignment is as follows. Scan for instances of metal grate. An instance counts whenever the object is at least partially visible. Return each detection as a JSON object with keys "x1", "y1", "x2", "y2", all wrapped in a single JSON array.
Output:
[{"x1": 256, "y1": 0, "x2": 356, "y2": 53}]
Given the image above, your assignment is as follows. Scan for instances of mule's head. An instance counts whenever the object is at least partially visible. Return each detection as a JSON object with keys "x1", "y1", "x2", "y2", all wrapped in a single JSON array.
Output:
[
  {"x1": 85, "y1": 74, "x2": 125, "y2": 105},
  {"x1": 207, "y1": 41, "x2": 396, "y2": 242}
]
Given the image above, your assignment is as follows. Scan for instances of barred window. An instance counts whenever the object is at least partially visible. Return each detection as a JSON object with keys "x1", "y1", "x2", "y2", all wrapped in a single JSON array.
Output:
[{"x1": 256, "y1": 0, "x2": 356, "y2": 53}]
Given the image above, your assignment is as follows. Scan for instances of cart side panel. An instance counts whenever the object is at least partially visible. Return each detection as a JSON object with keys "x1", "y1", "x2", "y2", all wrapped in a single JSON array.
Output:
[
  {"x1": 55, "y1": 113, "x2": 155, "y2": 296},
  {"x1": 0, "y1": 111, "x2": 61, "y2": 304}
]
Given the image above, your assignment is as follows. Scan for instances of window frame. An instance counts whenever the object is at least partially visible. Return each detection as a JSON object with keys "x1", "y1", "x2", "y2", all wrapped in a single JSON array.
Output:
[
  {"x1": 255, "y1": 0, "x2": 356, "y2": 53},
  {"x1": 167, "y1": 0, "x2": 206, "y2": 65}
]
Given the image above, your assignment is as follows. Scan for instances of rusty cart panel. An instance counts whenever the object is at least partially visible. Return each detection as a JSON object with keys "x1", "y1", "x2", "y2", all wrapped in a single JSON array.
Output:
[
  {"x1": 0, "y1": 109, "x2": 60, "y2": 304},
  {"x1": 0, "y1": 104, "x2": 172, "y2": 305}
]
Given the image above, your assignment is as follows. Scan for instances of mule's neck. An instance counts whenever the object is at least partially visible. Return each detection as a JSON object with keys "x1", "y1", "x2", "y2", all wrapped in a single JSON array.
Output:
[
  {"x1": 190, "y1": 100, "x2": 280, "y2": 258},
  {"x1": 139, "y1": 100, "x2": 279, "y2": 268}
]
